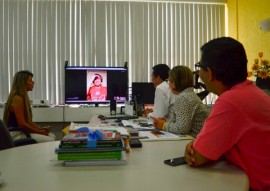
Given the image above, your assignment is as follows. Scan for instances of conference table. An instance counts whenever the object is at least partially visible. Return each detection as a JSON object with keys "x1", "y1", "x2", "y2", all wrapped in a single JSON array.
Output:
[{"x1": 0, "y1": 140, "x2": 249, "y2": 191}]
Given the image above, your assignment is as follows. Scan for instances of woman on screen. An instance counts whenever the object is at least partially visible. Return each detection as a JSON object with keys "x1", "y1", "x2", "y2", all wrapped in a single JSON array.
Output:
[{"x1": 86, "y1": 73, "x2": 107, "y2": 101}]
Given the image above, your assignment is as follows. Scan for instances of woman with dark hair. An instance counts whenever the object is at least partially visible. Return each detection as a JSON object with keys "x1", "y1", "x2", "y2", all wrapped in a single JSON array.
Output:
[
  {"x1": 151, "y1": 66, "x2": 209, "y2": 138},
  {"x1": 3, "y1": 70, "x2": 56, "y2": 142},
  {"x1": 86, "y1": 73, "x2": 107, "y2": 101}
]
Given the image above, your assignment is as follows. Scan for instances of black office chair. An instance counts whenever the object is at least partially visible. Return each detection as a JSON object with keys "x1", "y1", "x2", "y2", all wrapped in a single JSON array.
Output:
[
  {"x1": 193, "y1": 71, "x2": 209, "y2": 101},
  {"x1": 0, "y1": 119, "x2": 37, "y2": 151}
]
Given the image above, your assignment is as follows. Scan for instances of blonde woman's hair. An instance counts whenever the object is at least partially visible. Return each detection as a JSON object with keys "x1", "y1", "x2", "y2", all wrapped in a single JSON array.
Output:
[
  {"x1": 3, "y1": 70, "x2": 33, "y2": 126},
  {"x1": 169, "y1": 65, "x2": 194, "y2": 92}
]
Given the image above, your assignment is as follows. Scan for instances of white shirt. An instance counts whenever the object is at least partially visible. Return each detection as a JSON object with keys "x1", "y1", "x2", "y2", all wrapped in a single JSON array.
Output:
[{"x1": 148, "y1": 81, "x2": 174, "y2": 118}]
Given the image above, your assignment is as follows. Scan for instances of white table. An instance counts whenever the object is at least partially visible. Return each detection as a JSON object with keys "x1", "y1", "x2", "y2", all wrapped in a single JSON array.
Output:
[{"x1": 0, "y1": 140, "x2": 249, "y2": 191}]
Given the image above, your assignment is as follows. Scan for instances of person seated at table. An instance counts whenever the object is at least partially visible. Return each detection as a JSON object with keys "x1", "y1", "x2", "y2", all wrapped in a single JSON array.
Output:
[
  {"x1": 3, "y1": 70, "x2": 56, "y2": 143},
  {"x1": 185, "y1": 37, "x2": 270, "y2": 191},
  {"x1": 143, "y1": 64, "x2": 175, "y2": 118},
  {"x1": 151, "y1": 65, "x2": 209, "y2": 138}
]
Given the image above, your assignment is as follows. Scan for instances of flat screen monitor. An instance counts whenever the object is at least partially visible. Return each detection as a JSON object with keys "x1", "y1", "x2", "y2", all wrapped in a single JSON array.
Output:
[
  {"x1": 65, "y1": 66, "x2": 128, "y2": 105},
  {"x1": 132, "y1": 82, "x2": 155, "y2": 104}
]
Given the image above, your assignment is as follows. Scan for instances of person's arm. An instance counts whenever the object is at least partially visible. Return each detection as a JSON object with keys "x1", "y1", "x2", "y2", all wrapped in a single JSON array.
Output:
[
  {"x1": 143, "y1": 108, "x2": 153, "y2": 115},
  {"x1": 165, "y1": 95, "x2": 193, "y2": 135},
  {"x1": 164, "y1": 103, "x2": 175, "y2": 121},
  {"x1": 150, "y1": 116, "x2": 166, "y2": 130},
  {"x1": 185, "y1": 140, "x2": 211, "y2": 167},
  {"x1": 11, "y1": 96, "x2": 48, "y2": 135},
  {"x1": 86, "y1": 87, "x2": 92, "y2": 100},
  {"x1": 103, "y1": 86, "x2": 107, "y2": 100},
  {"x1": 151, "y1": 87, "x2": 169, "y2": 118}
]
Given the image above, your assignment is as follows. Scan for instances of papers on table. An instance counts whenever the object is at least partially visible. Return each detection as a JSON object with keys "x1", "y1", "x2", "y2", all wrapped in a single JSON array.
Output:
[
  {"x1": 139, "y1": 131, "x2": 194, "y2": 142},
  {"x1": 121, "y1": 120, "x2": 141, "y2": 128},
  {"x1": 68, "y1": 119, "x2": 194, "y2": 142},
  {"x1": 69, "y1": 122, "x2": 129, "y2": 137}
]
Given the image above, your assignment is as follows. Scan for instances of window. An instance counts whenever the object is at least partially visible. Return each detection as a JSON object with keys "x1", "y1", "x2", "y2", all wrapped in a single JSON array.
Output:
[{"x1": 0, "y1": 0, "x2": 225, "y2": 105}]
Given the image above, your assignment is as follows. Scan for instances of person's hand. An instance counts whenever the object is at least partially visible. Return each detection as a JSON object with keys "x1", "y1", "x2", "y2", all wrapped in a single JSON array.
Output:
[
  {"x1": 38, "y1": 129, "x2": 49, "y2": 136},
  {"x1": 150, "y1": 116, "x2": 166, "y2": 130},
  {"x1": 40, "y1": 126, "x2": 51, "y2": 131},
  {"x1": 143, "y1": 108, "x2": 153, "y2": 115},
  {"x1": 185, "y1": 140, "x2": 196, "y2": 166},
  {"x1": 37, "y1": 126, "x2": 50, "y2": 134}
]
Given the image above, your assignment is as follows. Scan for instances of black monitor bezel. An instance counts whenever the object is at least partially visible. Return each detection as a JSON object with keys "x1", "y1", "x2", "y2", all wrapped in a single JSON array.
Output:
[{"x1": 65, "y1": 66, "x2": 128, "y2": 106}]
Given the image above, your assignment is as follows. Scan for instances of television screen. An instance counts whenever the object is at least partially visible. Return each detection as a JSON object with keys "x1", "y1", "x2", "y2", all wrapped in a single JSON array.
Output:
[
  {"x1": 65, "y1": 66, "x2": 128, "y2": 105},
  {"x1": 132, "y1": 82, "x2": 155, "y2": 104}
]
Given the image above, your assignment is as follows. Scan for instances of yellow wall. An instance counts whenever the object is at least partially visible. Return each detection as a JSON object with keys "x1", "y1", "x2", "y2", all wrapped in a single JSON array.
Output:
[{"x1": 227, "y1": 0, "x2": 270, "y2": 71}]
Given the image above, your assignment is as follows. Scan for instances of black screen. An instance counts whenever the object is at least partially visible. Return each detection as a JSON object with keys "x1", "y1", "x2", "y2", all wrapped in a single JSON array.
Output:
[
  {"x1": 65, "y1": 66, "x2": 128, "y2": 105},
  {"x1": 132, "y1": 82, "x2": 155, "y2": 104}
]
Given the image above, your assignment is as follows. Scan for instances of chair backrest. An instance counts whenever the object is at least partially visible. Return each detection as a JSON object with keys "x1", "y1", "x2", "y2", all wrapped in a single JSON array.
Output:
[{"x1": 0, "y1": 119, "x2": 15, "y2": 150}]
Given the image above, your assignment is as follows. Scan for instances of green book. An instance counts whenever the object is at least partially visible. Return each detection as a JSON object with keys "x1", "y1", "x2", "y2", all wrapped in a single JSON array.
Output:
[
  {"x1": 58, "y1": 151, "x2": 122, "y2": 160},
  {"x1": 55, "y1": 146, "x2": 124, "y2": 154}
]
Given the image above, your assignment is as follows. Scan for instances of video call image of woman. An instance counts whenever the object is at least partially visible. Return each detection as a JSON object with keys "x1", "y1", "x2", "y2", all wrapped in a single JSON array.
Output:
[{"x1": 86, "y1": 72, "x2": 107, "y2": 101}]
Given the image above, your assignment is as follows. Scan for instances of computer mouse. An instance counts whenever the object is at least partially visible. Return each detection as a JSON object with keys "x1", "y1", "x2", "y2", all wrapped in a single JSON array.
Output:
[
  {"x1": 115, "y1": 118, "x2": 122, "y2": 123},
  {"x1": 98, "y1": 115, "x2": 105, "y2": 119}
]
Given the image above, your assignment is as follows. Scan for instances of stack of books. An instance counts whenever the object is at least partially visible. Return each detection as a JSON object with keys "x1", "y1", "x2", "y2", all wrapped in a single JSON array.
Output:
[{"x1": 55, "y1": 130, "x2": 127, "y2": 166}]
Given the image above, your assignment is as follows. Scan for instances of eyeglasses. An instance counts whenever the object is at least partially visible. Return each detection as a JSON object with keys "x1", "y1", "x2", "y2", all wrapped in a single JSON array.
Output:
[
  {"x1": 167, "y1": 79, "x2": 173, "y2": 84},
  {"x1": 195, "y1": 62, "x2": 208, "y2": 71}
]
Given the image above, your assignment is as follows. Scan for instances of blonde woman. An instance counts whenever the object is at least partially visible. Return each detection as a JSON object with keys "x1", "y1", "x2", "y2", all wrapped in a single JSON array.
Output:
[
  {"x1": 3, "y1": 70, "x2": 56, "y2": 143},
  {"x1": 151, "y1": 66, "x2": 209, "y2": 138}
]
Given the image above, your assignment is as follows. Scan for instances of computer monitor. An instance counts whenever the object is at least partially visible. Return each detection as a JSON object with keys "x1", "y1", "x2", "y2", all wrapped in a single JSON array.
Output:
[
  {"x1": 65, "y1": 66, "x2": 128, "y2": 105},
  {"x1": 132, "y1": 82, "x2": 155, "y2": 104}
]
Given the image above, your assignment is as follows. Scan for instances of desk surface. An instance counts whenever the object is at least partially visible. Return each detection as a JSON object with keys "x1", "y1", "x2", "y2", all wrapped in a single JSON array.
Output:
[{"x1": 0, "y1": 140, "x2": 248, "y2": 191}]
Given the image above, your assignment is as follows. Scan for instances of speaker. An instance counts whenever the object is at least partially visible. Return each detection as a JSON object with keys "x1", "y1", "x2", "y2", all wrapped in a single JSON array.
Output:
[
  {"x1": 259, "y1": 17, "x2": 270, "y2": 32},
  {"x1": 110, "y1": 100, "x2": 117, "y2": 115}
]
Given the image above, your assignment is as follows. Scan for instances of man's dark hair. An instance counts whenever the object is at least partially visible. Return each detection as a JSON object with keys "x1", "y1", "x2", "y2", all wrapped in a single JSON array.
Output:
[
  {"x1": 152, "y1": 64, "x2": 170, "y2": 81},
  {"x1": 200, "y1": 37, "x2": 248, "y2": 88}
]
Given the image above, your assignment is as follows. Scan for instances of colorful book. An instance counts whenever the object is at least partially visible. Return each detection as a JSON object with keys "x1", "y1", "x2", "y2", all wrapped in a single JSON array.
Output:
[
  {"x1": 62, "y1": 132, "x2": 88, "y2": 142},
  {"x1": 55, "y1": 146, "x2": 125, "y2": 154},
  {"x1": 63, "y1": 130, "x2": 121, "y2": 140},
  {"x1": 60, "y1": 130, "x2": 123, "y2": 148}
]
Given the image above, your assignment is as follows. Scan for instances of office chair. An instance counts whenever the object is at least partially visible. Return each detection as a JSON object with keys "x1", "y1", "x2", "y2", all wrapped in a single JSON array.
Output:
[
  {"x1": 193, "y1": 71, "x2": 209, "y2": 101},
  {"x1": 0, "y1": 119, "x2": 37, "y2": 151}
]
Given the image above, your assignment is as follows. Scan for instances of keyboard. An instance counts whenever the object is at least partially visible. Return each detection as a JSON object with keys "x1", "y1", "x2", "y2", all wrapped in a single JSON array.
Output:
[{"x1": 103, "y1": 115, "x2": 138, "y2": 120}]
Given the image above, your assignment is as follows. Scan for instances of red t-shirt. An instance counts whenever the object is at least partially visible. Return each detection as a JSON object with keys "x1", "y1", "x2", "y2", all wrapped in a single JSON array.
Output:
[
  {"x1": 87, "y1": 86, "x2": 107, "y2": 101},
  {"x1": 194, "y1": 80, "x2": 270, "y2": 190}
]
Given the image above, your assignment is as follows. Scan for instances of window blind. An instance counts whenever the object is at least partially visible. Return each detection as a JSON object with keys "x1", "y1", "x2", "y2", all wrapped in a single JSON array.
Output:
[{"x1": 0, "y1": 0, "x2": 226, "y2": 105}]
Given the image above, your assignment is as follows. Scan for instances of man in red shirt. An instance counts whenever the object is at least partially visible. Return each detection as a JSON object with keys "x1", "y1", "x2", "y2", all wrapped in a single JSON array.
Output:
[{"x1": 185, "y1": 37, "x2": 270, "y2": 190}]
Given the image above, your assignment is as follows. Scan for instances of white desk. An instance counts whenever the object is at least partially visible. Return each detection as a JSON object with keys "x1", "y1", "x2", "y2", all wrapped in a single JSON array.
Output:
[{"x1": 0, "y1": 140, "x2": 248, "y2": 191}]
